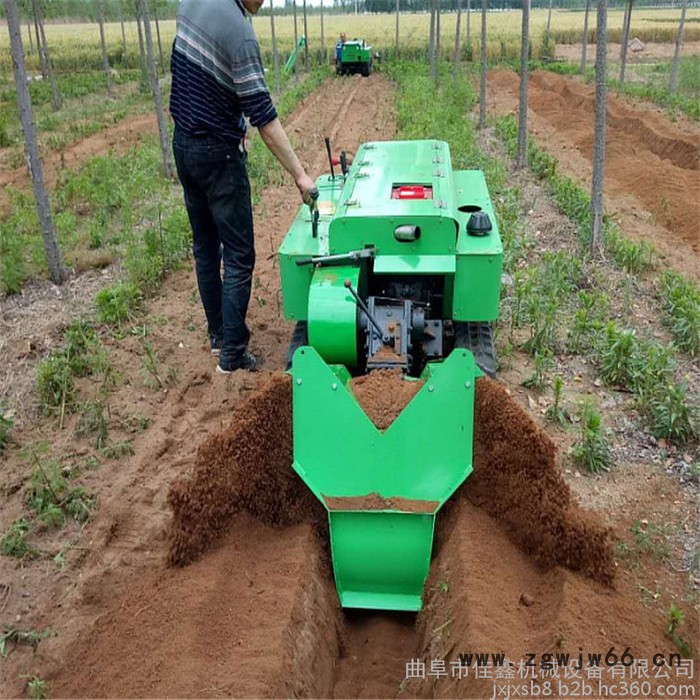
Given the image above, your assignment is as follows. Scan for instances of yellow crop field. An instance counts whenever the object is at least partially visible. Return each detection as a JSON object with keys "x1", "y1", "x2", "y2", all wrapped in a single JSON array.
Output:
[{"x1": 1, "y1": 7, "x2": 698, "y2": 74}]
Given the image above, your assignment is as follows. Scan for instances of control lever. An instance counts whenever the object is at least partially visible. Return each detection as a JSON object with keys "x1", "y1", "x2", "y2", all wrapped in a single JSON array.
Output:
[
  {"x1": 308, "y1": 187, "x2": 319, "y2": 238},
  {"x1": 325, "y1": 137, "x2": 335, "y2": 180},
  {"x1": 340, "y1": 151, "x2": 349, "y2": 177},
  {"x1": 295, "y1": 248, "x2": 373, "y2": 267},
  {"x1": 344, "y1": 280, "x2": 394, "y2": 347}
]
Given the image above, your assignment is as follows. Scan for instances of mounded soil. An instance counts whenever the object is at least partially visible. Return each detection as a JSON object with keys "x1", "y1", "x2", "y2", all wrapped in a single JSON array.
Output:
[
  {"x1": 488, "y1": 69, "x2": 700, "y2": 278},
  {"x1": 349, "y1": 369, "x2": 424, "y2": 430}
]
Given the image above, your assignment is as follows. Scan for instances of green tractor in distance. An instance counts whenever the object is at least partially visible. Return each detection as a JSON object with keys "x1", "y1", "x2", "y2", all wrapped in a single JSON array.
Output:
[
  {"x1": 279, "y1": 140, "x2": 503, "y2": 612},
  {"x1": 336, "y1": 38, "x2": 374, "y2": 76}
]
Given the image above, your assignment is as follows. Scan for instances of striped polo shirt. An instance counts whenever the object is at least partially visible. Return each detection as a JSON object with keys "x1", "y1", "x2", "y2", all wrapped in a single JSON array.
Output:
[{"x1": 170, "y1": 0, "x2": 277, "y2": 143}]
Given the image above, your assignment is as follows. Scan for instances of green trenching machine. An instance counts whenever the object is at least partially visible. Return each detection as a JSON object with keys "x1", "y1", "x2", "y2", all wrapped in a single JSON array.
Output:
[
  {"x1": 336, "y1": 39, "x2": 374, "y2": 76},
  {"x1": 279, "y1": 140, "x2": 503, "y2": 612}
]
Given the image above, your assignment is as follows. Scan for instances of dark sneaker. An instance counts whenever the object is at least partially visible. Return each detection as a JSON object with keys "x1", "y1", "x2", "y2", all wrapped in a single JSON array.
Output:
[
  {"x1": 210, "y1": 337, "x2": 223, "y2": 357},
  {"x1": 216, "y1": 350, "x2": 260, "y2": 374}
]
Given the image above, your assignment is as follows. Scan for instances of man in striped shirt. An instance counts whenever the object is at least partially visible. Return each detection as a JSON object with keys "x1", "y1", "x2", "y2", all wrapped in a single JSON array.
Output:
[{"x1": 171, "y1": 0, "x2": 315, "y2": 374}]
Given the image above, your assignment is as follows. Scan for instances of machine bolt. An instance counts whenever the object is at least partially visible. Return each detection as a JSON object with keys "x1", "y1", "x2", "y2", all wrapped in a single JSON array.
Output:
[
  {"x1": 465, "y1": 381, "x2": 472, "y2": 389},
  {"x1": 332, "y1": 382, "x2": 338, "y2": 390},
  {"x1": 428, "y1": 385, "x2": 434, "y2": 392},
  {"x1": 296, "y1": 378, "x2": 302, "y2": 385}
]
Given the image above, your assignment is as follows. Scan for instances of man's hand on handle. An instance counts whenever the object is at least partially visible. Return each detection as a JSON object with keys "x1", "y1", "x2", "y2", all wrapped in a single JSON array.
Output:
[{"x1": 297, "y1": 174, "x2": 317, "y2": 206}]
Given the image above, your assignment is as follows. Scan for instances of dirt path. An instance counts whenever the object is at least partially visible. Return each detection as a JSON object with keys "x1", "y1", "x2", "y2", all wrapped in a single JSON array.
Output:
[
  {"x1": 0, "y1": 73, "x2": 398, "y2": 698},
  {"x1": 488, "y1": 69, "x2": 700, "y2": 278},
  {"x1": 0, "y1": 112, "x2": 158, "y2": 213}
]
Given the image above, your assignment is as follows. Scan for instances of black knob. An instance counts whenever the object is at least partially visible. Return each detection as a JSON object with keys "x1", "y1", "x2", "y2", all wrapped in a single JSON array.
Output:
[{"x1": 467, "y1": 211, "x2": 493, "y2": 237}]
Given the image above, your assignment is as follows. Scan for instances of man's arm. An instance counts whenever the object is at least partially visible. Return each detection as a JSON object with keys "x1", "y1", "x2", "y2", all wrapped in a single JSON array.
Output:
[
  {"x1": 258, "y1": 118, "x2": 316, "y2": 204},
  {"x1": 230, "y1": 40, "x2": 315, "y2": 203}
]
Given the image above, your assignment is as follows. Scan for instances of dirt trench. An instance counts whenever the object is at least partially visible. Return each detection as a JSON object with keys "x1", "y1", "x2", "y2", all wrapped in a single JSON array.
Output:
[
  {"x1": 45, "y1": 372, "x2": 680, "y2": 699},
  {"x1": 488, "y1": 69, "x2": 700, "y2": 278}
]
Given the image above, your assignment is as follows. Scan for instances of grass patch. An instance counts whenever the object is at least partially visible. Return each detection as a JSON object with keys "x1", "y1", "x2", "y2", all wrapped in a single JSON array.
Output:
[
  {"x1": 26, "y1": 455, "x2": 95, "y2": 527},
  {"x1": 594, "y1": 321, "x2": 697, "y2": 443},
  {"x1": 571, "y1": 399, "x2": 613, "y2": 474},
  {"x1": 94, "y1": 282, "x2": 142, "y2": 325},
  {"x1": 0, "y1": 519, "x2": 36, "y2": 559},
  {"x1": 659, "y1": 271, "x2": 700, "y2": 356},
  {"x1": 36, "y1": 320, "x2": 111, "y2": 417},
  {"x1": 0, "y1": 402, "x2": 13, "y2": 451}
]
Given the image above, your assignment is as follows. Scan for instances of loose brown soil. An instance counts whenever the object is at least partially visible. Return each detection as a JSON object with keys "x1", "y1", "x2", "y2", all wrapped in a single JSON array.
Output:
[
  {"x1": 324, "y1": 494, "x2": 439, "y2": 514},
  {"x1": 410, "y1": 499, "x2": 684, "y2": 699},
  {"x1": 488, "y1": 69, "x2": 700, "y2": 277},
  {"x1": 168, "y1": 373, "x2": 322, "y2": 567},
  {"x1": 350, "y1": 369, "x2": 424, "y2": 430}
]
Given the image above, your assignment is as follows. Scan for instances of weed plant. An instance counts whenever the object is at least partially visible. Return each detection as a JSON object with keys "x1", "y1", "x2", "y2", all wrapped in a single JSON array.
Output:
[
  {"x1": 659, "y1": 271, "x2": 700, "y2": 356},
  {"x1": 571, "y1": 399, "x2": 613, "y2": 473}
]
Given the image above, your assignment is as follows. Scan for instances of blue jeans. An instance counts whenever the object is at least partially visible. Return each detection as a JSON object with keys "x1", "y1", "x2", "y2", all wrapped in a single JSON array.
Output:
[{"x1": 173, "y1": 128, "x2": 255, "y2": 369}]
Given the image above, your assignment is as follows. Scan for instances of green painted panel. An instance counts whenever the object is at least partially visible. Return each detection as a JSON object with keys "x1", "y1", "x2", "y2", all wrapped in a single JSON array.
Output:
[
  {"x1": 292, "y1": 346, "x2": 476, "y2": 610},
  {"x1": 340, "y1": 40, "x2": 372, "y2": 63},
  {"x1": 452, "y1": 169, "x2": 503, "y2": 321},
  {"x1": 308, "y1": 266, "x2": 359, "y2": 366},
  {"x1": 453, "y1": 253, "x2": 503, "y2": 321},
  {"x1": 292, "y1": 346, "x2": 475, "y2": 503},
  {"x1": 330, "y1": 511, "x2": 435, "y2": 611},
  {"x1": 373, "y1": 255, "x2": 456, "y2": 275}
]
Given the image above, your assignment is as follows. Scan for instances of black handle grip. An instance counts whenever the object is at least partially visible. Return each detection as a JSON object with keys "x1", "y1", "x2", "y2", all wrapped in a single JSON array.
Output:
[{"x1": 295, "y1": 256, "x2": 314, "y2": 267}]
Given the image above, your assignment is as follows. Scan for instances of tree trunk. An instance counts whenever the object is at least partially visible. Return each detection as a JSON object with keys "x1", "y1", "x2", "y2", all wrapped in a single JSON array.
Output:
[
  {"x1": 467, "y1": 0, "x2": 471, "y2": 44},
  {"x1": 320, "y1": 0, "x2": 325, "y2": 62},
  {"x1": 302, "y1": 0, "x2": 309, "y2": 72},
  {"x1": 5, "y1": 0, "x2": 66, "y2": 285},
  {"x1": 270, "y1": 2, "x2": 280, "y2": 96},
  {"x1": 619, "y1": 0, "x2": 632, "y2": 83},
  {"x1": 580, "y1": 0, "x2": 591, "y2": 72},
  {"x1": 517, "y1": 0, "x2": 529, "y2": 169},
  {"x1": 453, "y1": 0, "x2": 462, "y2": 85},
  {"x1": 292, "y1": 0, "x2": 298, "y2": 80},
  {"x1": 479, "y1": 0, "x2": 487, "y2": 129},
  {"x1": 97, "y1": 0, "x2": 113, "y2": 96},
  {"x1": 138, "y1": 0, "x2": 174, "y2": 179},
  {"x1": 546, "y1": 0, "x2": 553, "y2": 33},
  {"x1": 669, "y1": 0, "x2": 687, "y2": 93},
  {"x1": 436, "y1": 0, "x2": 441, "y2": 62},
  {"x1": 26, "y1": 20, "x2": 33, "y2": 53},
  {"x1": 135, "y1": 1, "x2": 149, "y2": 89},
  {"x1": 33, "y1": 15, "x2": 45, "y2": 75},
  {"x1": 395, "y1": 0, "x2": 399, "y2": 58},
  {"x1": 429, "y1": 0, "x2": 436, "y2": 81},
  {"x1": 153, "y1": 2, "x2": 165, "y2": 75},
  {"x1": 120, "y1": 10, "x2": 127, "y2": 50},
  {"x1": 31, "y1": 0, "x2": 61, "y2": 111},
  {"x1": 591, "y1": 0, "x2": 607, "y2": 255}
]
